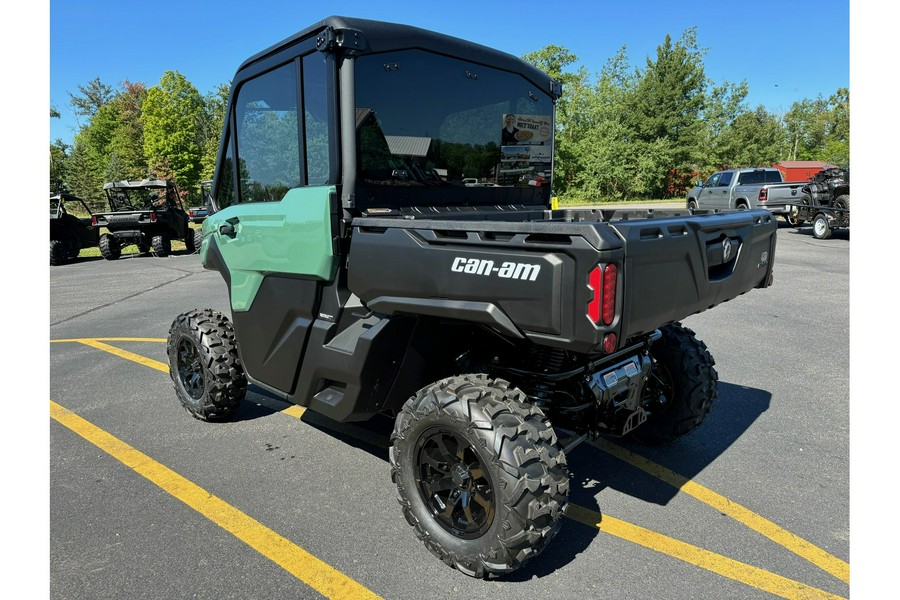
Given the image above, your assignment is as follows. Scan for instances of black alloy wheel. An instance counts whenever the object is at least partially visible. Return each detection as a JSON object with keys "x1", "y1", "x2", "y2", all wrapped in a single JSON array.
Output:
[
  {"x1": 415, "y1": 428, "x2": 495, "y2": 539},
  {"x1": 176, "y1": 338, "x2": 204, "y2": 400}
]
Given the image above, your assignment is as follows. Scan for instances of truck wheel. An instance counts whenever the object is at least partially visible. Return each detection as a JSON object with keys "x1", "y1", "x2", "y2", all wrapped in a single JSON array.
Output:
[
  {"x1": 390, "y1": 374, "x2": 569, "y2": 578},
  {"x1": 813, "y1": 214, "x2": 833, "y2": 240},
  {"x1": 50, "y1": 240, "x2": 67, "y2": 266},
  {"x1": 687, "y1": 200, "x2": 698, "y2": 211},
  {"x1": 167, "y1": 309, "x2": 247, "y2": 421},
  {"x1": 835, "y1": 194, "x2": 849, "y2": 212},
  {"x1": 628, "y1": 323, "x2": 718, "y2": 445},
  {"x1": 152, "y1": 234, "x2": 171, "y2": 257},
  {"x1": 736, "y1": 202, "x2": 749, "y2": 210},
  {"x1": 99, "y1": 234, "x2": 121, "y2": 260},
  {"x1": 193, "y1": 228, "x2": 204, "y2": 253}
]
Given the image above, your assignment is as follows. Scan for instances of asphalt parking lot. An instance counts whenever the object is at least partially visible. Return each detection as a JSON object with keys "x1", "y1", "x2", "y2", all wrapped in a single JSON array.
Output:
[{"x1": 48, "y1": 222, "x2": 850, "y2": 599}]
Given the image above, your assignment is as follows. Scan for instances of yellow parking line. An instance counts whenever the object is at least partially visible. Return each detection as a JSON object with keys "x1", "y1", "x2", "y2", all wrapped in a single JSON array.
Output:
[
  {"x1": 49, "y1": 400, "x2": 381, "y2": 600},
  {"x1": 75, "y1": 339, "x2": 169, "y2": 373},
  {"x1": 51, "y1": 337, "x2": 167, "y2": 343},
  {"x1": 566, "y1": 505, "x2": 845, "y2": 600},
  {"x1": 53, "y1": 339, "x2": 848, "y2": 596},
  {"x1": 591, "y1": 439, "x2": 850, "y2": 584}
]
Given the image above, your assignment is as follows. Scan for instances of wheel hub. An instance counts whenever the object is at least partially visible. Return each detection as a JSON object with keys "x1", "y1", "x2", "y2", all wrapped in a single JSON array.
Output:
[
  {"x1": 415, "y1": 429, "x2": 495, "y2": 539},
  {"x1": 176, "y1": 339, "x2": 204, "y2": 400}
]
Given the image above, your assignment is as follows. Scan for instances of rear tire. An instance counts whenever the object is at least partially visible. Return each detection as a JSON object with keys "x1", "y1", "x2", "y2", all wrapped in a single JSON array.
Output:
[
  {"x1": 628, "y1": 323, "x2": 718, "y2": 445},
  {"x1": 813, "y1": 213, "x2": 833, "y2": 239},
  {"x1": 390, "y1": 374, "x2": 569, "y2": 578},
  {"x1": 99, "y1": 233, "x2": 121, "y2": 260},
  {"x1": 184, "y1": 229, "x2": 196, "y2": 253},
  {"x1": 152, "y1": 234, "x2": 171, "y2": 257},
  {"x1": 167, "y1": 309, "x2": 247, "y2": 421}
]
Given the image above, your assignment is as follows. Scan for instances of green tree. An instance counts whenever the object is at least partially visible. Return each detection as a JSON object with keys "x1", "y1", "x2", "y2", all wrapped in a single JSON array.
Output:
[
  {"x1": 715, "y1": 106, "x2": 785, "y2": 168},
  {"x1": 143, "y1": 70, "x2": 205, "y2": 192},
  {"x1": 68, "y1": 76, "x2": 115, "y2": 119},
  {"x1": 108, "y1": 80, "x2": 149, "y2": 180},
  {"x1": 628, "y1": 28, "x2": 707, "y2": 195},
  {"x1": 50, "y1": 139, "x2": 69, "y2": 193},
  {"x1": 198, "y1": 83, "x2": 231, "y2": 181}
]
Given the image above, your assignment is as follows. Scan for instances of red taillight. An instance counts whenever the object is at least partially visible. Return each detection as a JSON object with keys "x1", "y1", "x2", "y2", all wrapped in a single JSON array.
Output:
[
  {"x1": 588, "y1": 263, "x2": 618, "y2": 327},
  {"x1": 150, "y1": 211, "x2": 157, "y2": 223},
  {"x1": 758, "y1": 188, "x2": 768, "y2": 202},
  {"x1": 91, "y1": 215, "x2": 97, "y2": 226},
  {"x1": 602, "y1": 333, "x2": 617, "y2": 353},
  {"x1": 601, "y1": 264, "x2": 617, "y2": 325}
]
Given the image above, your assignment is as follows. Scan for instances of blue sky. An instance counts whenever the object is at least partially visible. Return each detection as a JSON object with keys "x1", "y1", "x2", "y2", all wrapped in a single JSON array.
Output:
[{"x1": 49, "y1": 0, "x2": 850, "y2": 146}]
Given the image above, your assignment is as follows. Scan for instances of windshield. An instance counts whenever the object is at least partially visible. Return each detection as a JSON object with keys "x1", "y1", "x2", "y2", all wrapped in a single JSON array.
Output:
[
  {"x1": 355, "y1": 49, "x2": 554, "y2": 209},
  {"x1": 105, "y1": 185, "x2": 177, "y2": 211}
]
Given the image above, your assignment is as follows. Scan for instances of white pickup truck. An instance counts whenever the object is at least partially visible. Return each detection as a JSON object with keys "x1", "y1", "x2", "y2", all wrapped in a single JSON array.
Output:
[{"x1": 686, "y1": 168, "x2": 807, "y2": 222}]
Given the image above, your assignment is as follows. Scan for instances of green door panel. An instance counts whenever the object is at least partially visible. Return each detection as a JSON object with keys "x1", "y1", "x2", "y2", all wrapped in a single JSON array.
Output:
[{"x1": 201, "y1": 186, "x2": 337, "y2": 311}]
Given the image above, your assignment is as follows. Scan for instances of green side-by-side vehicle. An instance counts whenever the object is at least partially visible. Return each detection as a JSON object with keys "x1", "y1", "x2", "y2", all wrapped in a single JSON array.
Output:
[{"x1": 166, "y1": 16, "x2": 778, "y2": 577}]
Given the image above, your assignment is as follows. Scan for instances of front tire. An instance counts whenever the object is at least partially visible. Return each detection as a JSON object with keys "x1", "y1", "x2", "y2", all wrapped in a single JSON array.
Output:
[
  {"x1": 835, "y1": 194, "x2": 849, "y2": 212},
  {"x1": 628, "y1": 323, "x2": 718, "y2": 445},
  {"x1": 687, "y1": 200, "x2": 698, "y2": 211},
  {"x1": 193, "y1": 228, "x2": 203, "y2": 253},
  {"x1": 167, "y1": 309, "x2": 247, "y2": 421},
  {"x1": 390, "y1": 374, "x2": 569, "y2": 578},
  {"x1": 50, "y1": 240, "x2": 67, "y2": 266},
  {"x1": 99, "y1": 233, "x2": 121, "y2": 260}
]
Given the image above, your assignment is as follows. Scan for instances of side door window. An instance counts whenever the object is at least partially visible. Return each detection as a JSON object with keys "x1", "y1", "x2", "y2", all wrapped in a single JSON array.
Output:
[{"x1": 235, "y1": 62, "x2": 303, "y2": 203}]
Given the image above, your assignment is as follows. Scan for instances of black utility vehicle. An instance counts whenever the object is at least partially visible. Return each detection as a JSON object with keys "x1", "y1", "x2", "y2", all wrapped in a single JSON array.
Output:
[
  {"x1": 796, "y1": 167, "x2": 849, "y2": 239},
  {"x1": 94, "y1": 178, "x2": 194, "y2": 259},
  {"x1": 166, "y1": 16, "x2": 778, "y2": 578},
  {"x1": 50, "y1": 193, "x2": 100, "y2": 266}
]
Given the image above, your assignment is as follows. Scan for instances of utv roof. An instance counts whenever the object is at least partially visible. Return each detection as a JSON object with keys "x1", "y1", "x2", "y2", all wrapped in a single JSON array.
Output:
[
  {"x1": 238, "y1": 16, "x2": 558, "y2": 97},
  {"x1": 103, "y1": 179, "x2": 174, "y2": 190}
]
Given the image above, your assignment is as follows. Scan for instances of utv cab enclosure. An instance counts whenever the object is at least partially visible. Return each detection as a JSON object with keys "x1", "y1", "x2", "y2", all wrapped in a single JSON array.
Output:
[
  {"x1": 167, "y1": 16, "x2": 778, "y2": 578},
  {"x1": 94, "y1": 178, "x2": 194, "y2": 259},
  {"x1": 50, "y1": 193, "x2": 100, "y2": 265}
]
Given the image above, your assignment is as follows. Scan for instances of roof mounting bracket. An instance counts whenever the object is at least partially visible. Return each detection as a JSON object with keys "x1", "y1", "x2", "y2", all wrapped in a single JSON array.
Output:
[{"x1": 316, "y1": 27, "x2": 368, "y2": 56}]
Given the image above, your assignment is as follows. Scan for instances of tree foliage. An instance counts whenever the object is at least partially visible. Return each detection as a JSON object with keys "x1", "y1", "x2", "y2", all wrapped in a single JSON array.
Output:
[
  {"x1": 522, "y1": 31, "x2": 849, "y2": 200},
  {"x1": 143, "y1": 71, "x2": 205, "y2": 194},
  {"x1": 52, "y1": 30, "x2": 848, "y2": 204},
  {"x1": 55, "y1": 73, "x2": 229, "y2": 203}
]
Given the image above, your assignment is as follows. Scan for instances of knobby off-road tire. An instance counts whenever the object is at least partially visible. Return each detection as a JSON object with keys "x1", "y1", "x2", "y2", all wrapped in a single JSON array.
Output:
[
  {"x1": 184, "y1": 229, "x2": 196, "y2": 253},
  {"x1": 50, "y1": 240, "x2": 67, "y2": 266},
  {"x1": 192, "y1": 228, "x2": 203, "y2": 254},
  {"x1": 628, "y1": 322, "x2": 718, "y2": 445},
  {"x1": 390, "y1": 374, "x2": 569, "y2": 578},
  {"x1": 167, "y1": 308, "x2": 247, "y2": 421},
  {"x1": 835, "y1": 194, "x2": 849, "y2": 212},
  {"x1": 152, "y1": 234, "x2": 171, "y2": 257},
  {"x1": 99, "y1": 233, "x2": 121, "y2": 260}
]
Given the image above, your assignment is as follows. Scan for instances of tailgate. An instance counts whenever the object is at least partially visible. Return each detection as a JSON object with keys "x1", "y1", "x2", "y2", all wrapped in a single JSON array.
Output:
[
  {"x1": 609, "y1": 209, "x2": 777, "y2": 340},
  {"x1": 93, "y1": 211, "x2": 155, "y2": 228}
]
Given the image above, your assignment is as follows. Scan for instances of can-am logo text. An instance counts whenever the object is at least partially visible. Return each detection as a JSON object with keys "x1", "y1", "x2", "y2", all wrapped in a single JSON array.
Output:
[{"x1": 451, "y1": 257, "x2": 541, "y2": 281}]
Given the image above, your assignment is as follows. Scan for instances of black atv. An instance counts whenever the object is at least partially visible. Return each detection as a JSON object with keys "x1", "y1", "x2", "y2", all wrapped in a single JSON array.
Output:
[
  {"x1": 50, "y1": 193, "x2": 100, "y2": 266},
  {"x1": 796, "y1": 167, "x2": 850, "y2": 239},
  {"x1": 94, "y1": 178, "x2": 194, "y2": 259}
]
